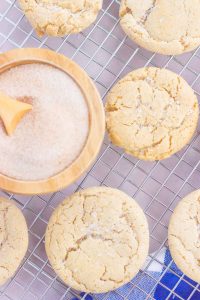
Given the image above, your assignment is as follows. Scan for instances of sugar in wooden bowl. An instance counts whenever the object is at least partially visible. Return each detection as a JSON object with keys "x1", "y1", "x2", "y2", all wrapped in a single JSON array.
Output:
[{"x1": 0, "y1": 48, "x2": 105, "y2": 194}]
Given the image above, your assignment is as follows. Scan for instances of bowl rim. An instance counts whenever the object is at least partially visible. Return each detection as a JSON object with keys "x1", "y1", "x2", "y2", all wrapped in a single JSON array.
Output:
[{"x1": 0, "y1": 48, "x2": 105, "y2": 195}]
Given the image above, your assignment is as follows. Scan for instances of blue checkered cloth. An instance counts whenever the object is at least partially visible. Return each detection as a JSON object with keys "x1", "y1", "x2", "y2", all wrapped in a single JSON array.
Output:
[{"x1": 71, "y1": 248, "x2": 200, "y2": 300}]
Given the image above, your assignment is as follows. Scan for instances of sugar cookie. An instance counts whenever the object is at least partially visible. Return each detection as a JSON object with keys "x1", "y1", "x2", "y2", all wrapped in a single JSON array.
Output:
[
  {"x1": 0, "y1": 198, "x2": 28, "y2": 285},
  {"x1": 120, "y1": 0, "x2": 200, "y2": 55},
  {"x1": 19, "y1": 0, "x2": 103, "y2": 36},
  {"x1": 106, "y1": 67, "x2": 199, "y2": 161},
  {"x1": 168, "y1": 190, "x2": 200, "y2": 283},
  {"x1": 45, "y1": 187, "x2": 149, "y2": 293}
]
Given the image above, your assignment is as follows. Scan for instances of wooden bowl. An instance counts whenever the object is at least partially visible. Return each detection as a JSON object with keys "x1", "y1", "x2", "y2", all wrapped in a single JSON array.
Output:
[{"x1": 0, "y1": 48, "x2": 105, "y2": 195}]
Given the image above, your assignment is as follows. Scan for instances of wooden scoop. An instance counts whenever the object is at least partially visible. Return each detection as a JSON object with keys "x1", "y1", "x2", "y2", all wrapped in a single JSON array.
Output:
[{"x1": 0, "y1": 91, "x2": 32, "y2": 135}]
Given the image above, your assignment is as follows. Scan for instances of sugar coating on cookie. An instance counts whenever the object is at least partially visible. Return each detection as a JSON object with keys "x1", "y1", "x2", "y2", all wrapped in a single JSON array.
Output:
[
  {"x1": 106, "y1": 67, "x2": 199, "y2": 161},
  {"x1": 45, "y1": 187, "x2": 149, "y2": 293},
  {"x1": 120, "y1": 0, "x2": 200, "y2": 55},
  {"x1": 19, "y1": 0, "x2": 103, "y2": 36},
  {"x1": 168, "y1": 190, "x2": 200, "y2": 283},
  {"x1": 0, "y1": 198, "x2": 28, "y2": 285}
]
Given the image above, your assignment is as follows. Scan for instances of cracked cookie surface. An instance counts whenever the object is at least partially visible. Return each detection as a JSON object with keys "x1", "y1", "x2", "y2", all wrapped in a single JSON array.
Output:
[
  {"x1": 105, "y1": 67, "x2": 199, "y2": 161},
  {"x1": 45, "y1": 187, "x2": 149, "y2": 293},
  {"x1": 0, "y1": 198, "x2": 28, "y2": 285},
  {"x1": 168, "y1": 190, "x2": 200, "y2": 283},
  {"x1": 120, "y1": 0, "x2": 200, "y2": 55},
  {"x1": 19, "y1": 0, "x2": 102, "y2": 36}
]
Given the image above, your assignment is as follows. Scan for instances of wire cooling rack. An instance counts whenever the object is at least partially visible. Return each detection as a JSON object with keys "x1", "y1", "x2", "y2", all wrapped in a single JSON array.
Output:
[{"x1": 1, "y1": 1, "x2": 200, "y2": 299}]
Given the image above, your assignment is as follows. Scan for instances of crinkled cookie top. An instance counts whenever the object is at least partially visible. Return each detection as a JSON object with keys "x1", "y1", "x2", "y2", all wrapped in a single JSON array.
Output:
[
  {"x1": 45, "y1": 187, "x2": 149, "y2": 293},
  {"x1": 120, "y1": 0, "x2": 200, "y2": 55},
  {"x1": 168, "y1": 190, "x2": 200, "y2": 284},
  {"x1": 0, "y1": 198, "x2": 28, "y2": 285},
  {"x1": 19, "y1": 0, "x2": 102, "y2": 36},
  {"x1": 106, "y1": 67, "x2": 199, "y2": 161}
]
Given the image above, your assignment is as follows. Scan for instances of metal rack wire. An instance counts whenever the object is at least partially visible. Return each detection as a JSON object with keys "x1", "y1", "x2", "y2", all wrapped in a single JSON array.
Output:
[{"x1": 0, "y1": 0, "x2": 200, "y2": 299}]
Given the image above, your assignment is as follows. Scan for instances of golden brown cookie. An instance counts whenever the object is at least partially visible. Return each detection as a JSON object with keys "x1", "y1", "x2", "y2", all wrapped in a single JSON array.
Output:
[
  {"x1": 45, "y1": 187, "x2": 149, "y2": 293},
  {"x1": 168, "y1": 190, "x2": 200, "y2": 283},
  {"x1": 0, "y1": 198, "x2": 28, "y2": 285},
  {"x1": 19, "y1": 0, "x2": 103, "y2": 36},
  {"x1": 120, "y1": 0, "x2": 200, "y2": 55},
  {"x1": 106, "y1": 67, "x2": 199, "y2": 161}
]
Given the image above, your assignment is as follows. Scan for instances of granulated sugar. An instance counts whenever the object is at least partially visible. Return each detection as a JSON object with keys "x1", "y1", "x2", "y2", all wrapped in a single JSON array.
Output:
[{"x1": 0, "y1": 63, "x2": 89, "y2": 180}]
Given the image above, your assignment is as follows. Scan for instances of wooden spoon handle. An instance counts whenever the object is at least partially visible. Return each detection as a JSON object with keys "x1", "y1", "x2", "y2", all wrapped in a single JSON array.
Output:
[{"x1": 0, "y1": 91, "x2": 32, "y2": 135}]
